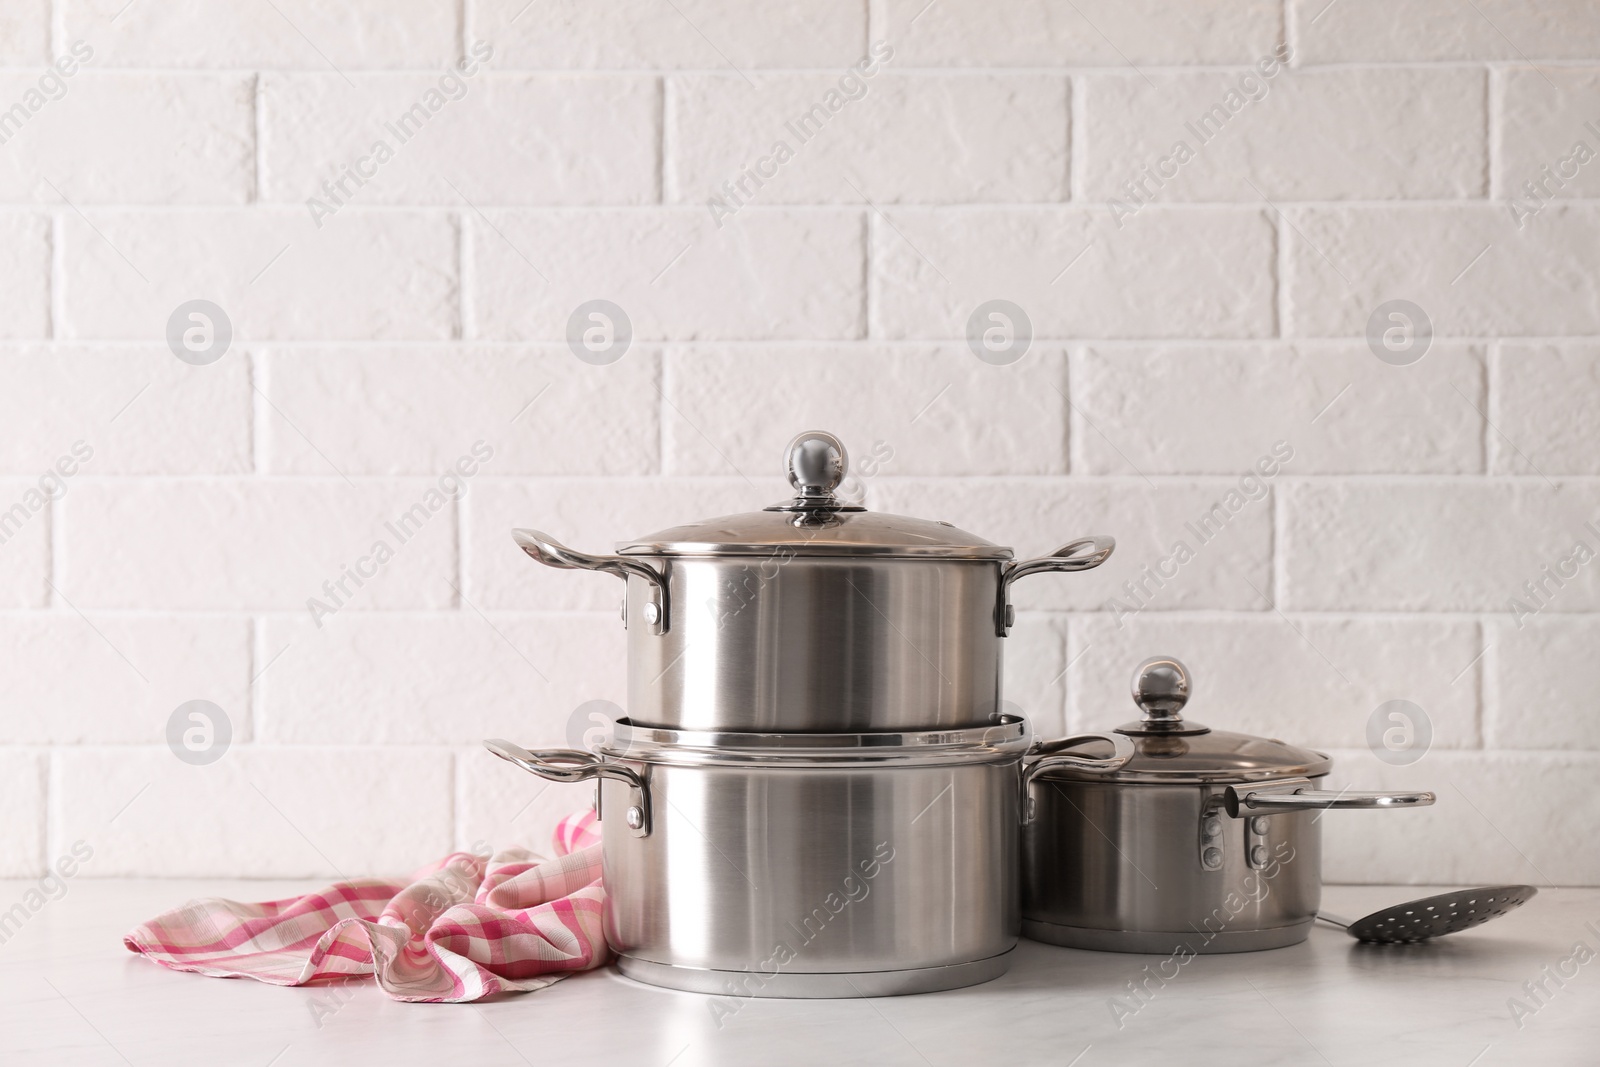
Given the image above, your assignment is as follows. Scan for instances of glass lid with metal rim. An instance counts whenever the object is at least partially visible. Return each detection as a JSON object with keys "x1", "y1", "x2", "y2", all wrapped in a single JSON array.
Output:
[
  {"x1": 1046, "y1": 656, "x2": 1334, "y2": 784},
  {"x1": 615, "y1": 430, "x2": 1015, "y2": 559}
]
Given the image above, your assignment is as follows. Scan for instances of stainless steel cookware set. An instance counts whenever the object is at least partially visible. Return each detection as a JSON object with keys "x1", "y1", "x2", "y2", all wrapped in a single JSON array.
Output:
[{"x1": 487, "y1": 430, "x2": 1448, "y2": 999}]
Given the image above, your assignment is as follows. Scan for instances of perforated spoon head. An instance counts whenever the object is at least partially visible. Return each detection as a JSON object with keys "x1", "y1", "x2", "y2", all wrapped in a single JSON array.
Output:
[{"x1": 1345, "y1": 885, "x2": 1538, "y2": 944}]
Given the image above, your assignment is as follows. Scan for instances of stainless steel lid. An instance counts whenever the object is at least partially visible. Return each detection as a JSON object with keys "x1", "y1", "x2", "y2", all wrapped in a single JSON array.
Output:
[
  {"x1": 1054, "y1": 656, "x2": 1332, "y2": 784},
  {"x1": 615, "y1": 430, "x2": 1012, "y2": 559}
]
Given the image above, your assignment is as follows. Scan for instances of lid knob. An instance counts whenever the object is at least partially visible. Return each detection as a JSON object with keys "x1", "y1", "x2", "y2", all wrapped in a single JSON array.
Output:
[
  {"x1": 785, "y1": 430, "x2": 848, "y2": 497},
  {"x1": 1132, "y1": 655, "x2": 1190, "y2": 724},
  {"x1": 763, "y1": 431, "x2": 866, "y2": 518}
]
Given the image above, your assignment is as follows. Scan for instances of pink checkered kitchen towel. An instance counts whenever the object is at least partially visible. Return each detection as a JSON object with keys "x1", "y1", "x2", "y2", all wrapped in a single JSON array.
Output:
[{"x1": 124, "y1": 811, "x2": 605, "y2": 1003}]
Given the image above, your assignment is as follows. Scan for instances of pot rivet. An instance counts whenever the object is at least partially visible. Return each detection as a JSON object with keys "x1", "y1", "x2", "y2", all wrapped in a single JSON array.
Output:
[
  {"x1": 626, "y1": 805, "x2": 645, "y2": 830},
  {"x1": 642, "y1": 602, "x2": 661, "y2": 625},
  {"x1": 1202, "y1": 815, "x2": 1221, "y2": 837},
  {"x1": 1250, "y1": 816, "x2": 1270, "y2": 835},
  {"x1": 1203, "y1": 847, "x2": 1222, "y2": 869},
  {"x1": 1250, "y1": 845, "x2": 1269, "y2": 866}
]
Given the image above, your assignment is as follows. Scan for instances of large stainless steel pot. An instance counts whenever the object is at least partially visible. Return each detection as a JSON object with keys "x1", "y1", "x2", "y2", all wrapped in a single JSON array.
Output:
[
  {"x1": 487, "y1": 719, "x2": 1132, "y2": 998},
  {"x1": 512, "y1": 430, "x2": 1114, "y2": 732},
  {"x1": 1022, "y1": 656, "x2": 1436, "y2": 954}
]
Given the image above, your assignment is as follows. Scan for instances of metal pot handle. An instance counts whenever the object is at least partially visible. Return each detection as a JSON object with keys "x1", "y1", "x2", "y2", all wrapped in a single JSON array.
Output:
[
  {"x1": 1223, "y1": 781, "x2": 1435, "y2": 818},
  {"x1": 1021, "y1": 732, "x2": 1136, "y2": 823},
  {"x1": 997, "y1": 536, "x2": 1115, "y2": 636},
  {"x1": 512, "y1": 528, "x2": 670, "y2": 635},
  {"x1": 485, "y1": 739, "x2": 652, "y2": 837}
]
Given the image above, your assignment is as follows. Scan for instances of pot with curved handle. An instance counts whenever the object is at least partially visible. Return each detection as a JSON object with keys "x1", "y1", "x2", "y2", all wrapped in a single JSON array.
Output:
[
  {"x1": 483, "y1": 740, "x2": 652, "y2": 836},
  {"x1": 1023, "y1": 656, "x2": 1437, "y2": 954},
  {"x1": 512, "y1": 530, "x2": 671, "y2": 636},
  {"x1": 1222, "y1": 782, "x2": 1435, "y2": 816},
  {"x1": 511, "y1": 429, "x2": 1115, "y2": 733},
  {"x1": 997, "y1": 537, "x2": 1115, "y2": 636},
  {"x1": 486, "y1": 720, "x2": 1132, "y2": 998}
]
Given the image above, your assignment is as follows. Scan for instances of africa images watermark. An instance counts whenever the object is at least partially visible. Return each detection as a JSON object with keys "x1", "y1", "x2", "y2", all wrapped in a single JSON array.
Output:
[
  {"x1": 167, "y1": 699, "x2": 232, "y2": 766},
  {"x1": 0, "y1": 39, "x2": 94, "y2": 145},
  {"x1": 706, "y1": 39, "x2": 895, "y2": 227},
  {"x1": 305, "y1": 441, "x2": 494, "y2": 626},
  {"x1": 1105, "y1": 441, "x2": 1294, "y2": 626},
  {"x1": 705, "y1": 841, "x2": 897, "y2": 1027},
  {"x1": 306, "y1": 40, "x2": 494, "y2": 228},
  {"x1": 1108, "y1": 838, "x2": 1297, "y2": 1029},
  {"x1": 1505, "y1": 518, "x2": 1600, "y2": 628},
  {"x1": 1507, "y1": 117, "x2": 1600, "y2": 230},
  {"x1": 835, "y1": 438, "x2": 894, "y2": 506},
  {"x1": 0, "y1": 841, "x2": 95, "y2": 949},
  {"x1": 1507, "y1": 918, "x2": 1600, "y2": 1029},
  {"x1": 1367, "y1": 699, "x2": 1432, "y2": 766},
  {"x1": 1107, "y1": 43, "x2": 1293, "y2": 229},
  {"x1": 0, "y1": 441, "x2": 94, "y2": 548}
]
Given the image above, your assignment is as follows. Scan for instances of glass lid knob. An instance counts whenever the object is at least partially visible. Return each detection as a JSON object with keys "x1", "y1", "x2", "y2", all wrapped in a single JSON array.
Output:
[
  {"x1": 785, "y1": 430, "x2": 848, "y2": 497},
  {"x1": 765, "y1": 430, "x2": 864, "y2": 517},
  {"x1": 1132, "y1": 655, "x2": 1191, "y2": 724}
]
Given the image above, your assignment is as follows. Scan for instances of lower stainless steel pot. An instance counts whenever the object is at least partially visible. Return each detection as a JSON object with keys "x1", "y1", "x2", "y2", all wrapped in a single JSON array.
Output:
[
  {"x1": 1023, "y1": 657, "x2": 1435, "y2": 955},
  {"x1": 488, "y1": 718, "x2": 1131, "y2": 998}
]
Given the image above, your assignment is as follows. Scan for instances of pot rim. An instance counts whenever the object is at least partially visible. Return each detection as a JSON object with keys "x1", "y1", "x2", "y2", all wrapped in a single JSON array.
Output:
[
  {"x1": 1034, "y1": 752, "x2": 1335, "y2": 785},
  {"x1": 615, "y1": 541, "x2": 1015, "y2": 560},
  {"x1": 602, "y1": 714, "x2": 1030, "y2": 766}
]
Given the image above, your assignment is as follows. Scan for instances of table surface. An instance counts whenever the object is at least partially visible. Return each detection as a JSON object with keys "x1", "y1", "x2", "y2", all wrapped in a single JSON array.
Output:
[{"x1": 2, "y1": 880, "x2": 1596, "y2": 1066}]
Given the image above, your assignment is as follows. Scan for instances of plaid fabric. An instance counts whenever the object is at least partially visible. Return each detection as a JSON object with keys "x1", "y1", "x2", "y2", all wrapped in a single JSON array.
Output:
[{"x1": 123, "y1": 811, "x2": 606, "y2": 1003}]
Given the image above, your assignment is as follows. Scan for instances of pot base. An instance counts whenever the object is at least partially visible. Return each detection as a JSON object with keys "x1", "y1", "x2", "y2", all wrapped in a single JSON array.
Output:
[
  {"x1": 1022, "y1": 918, "x2": 1312, "y2": 955},
  {"x1": 615, "y1": 950, "x2": 1013, "y2": 999}
]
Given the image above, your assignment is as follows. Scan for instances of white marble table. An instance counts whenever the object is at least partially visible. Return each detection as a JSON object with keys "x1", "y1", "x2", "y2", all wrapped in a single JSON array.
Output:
[{"x1": 1, "y1": 881, "x2": 1595, "y2": 1066}]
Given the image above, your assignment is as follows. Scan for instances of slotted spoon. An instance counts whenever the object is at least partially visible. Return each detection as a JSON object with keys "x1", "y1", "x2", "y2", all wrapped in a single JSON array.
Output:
[{"x1": 1317, "y1": 885, "x2": 1537, "y2": 944}]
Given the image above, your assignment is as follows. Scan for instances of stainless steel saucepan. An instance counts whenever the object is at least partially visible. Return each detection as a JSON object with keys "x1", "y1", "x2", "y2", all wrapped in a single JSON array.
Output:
[
  {"x1": 512, "y1": 429, "x2": 1114, "y2": 733},
  {"x1": 1023, "y1": 656, "x2": 1436, "y2": 954},
  {"x1": 487, "y1": 719, "x2": 1133, "y2": 997}
]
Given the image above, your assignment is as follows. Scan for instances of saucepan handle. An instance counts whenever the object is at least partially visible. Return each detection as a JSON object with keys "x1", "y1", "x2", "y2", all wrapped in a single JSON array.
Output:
[
  {"x1": 997, "y1": 536, "x2": 1115, "y2": 636},
  {"x1": 512, "y1": 528, "x2": 670, "y2": 635},
  {"x1": 1223, "y1": 783, "x2": 1435, "y2": 818},
  {"x1": 485, "y1": 739, "x2": 652, "y2": 837},
  {"x1": 1021, "y1": 732, "x2": 1136, "y2": 824}
]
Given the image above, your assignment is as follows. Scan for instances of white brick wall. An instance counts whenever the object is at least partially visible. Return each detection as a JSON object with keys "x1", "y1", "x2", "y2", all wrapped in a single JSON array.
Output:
[
  {"x1": 0, "y1": 72, "x2": 256, "y2": 203},
  {"x1": 1081, "y1": 68, "x2": 1487, "y2": 201},
  {"x1": 260, "y1": 74, "x2": 663, "y2": 205},
  {"x1": 667, "y1": 73, "x2": 1071, "y2": 203},
  {"x1": 62, "y1": 0, "x2": 462, "y2": 68},
  {"x1": 4, "y1": 0, "x2": 1599, "y2": 886}
]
